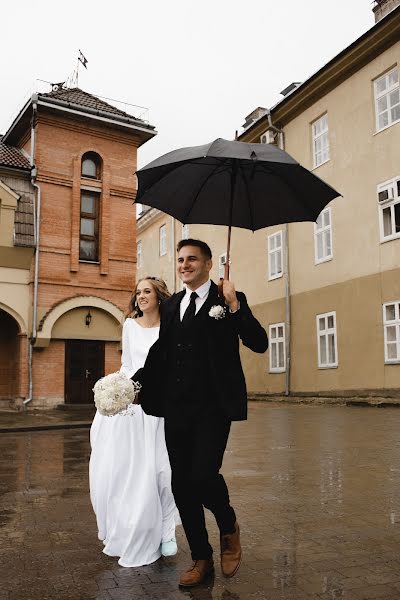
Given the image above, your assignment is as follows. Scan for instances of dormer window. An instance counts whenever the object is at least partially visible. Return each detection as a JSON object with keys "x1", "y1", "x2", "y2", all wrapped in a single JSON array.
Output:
[{"x1": 81, "y1": 152, "x2": 102, "y2": 179}]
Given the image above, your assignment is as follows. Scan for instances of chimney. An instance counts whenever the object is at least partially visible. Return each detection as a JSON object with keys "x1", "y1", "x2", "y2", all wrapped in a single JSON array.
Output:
[{"x1": 373, "y1": 0, "x2": 400, "y2": 22}]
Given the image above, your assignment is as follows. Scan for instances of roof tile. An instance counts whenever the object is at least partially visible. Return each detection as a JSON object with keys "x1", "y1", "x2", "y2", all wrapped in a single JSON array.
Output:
[
  {"x1": 0, "y1": 141, "x2": 31, "y2": 170},
  {"x1": 39, "y1": 87, "x2": 147, "y2": 123}
]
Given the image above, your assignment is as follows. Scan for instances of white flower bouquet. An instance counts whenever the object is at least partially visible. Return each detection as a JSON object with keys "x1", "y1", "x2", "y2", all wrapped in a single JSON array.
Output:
[{"x1": 93, "y1": 371, "x2": 141, "y2": 416}]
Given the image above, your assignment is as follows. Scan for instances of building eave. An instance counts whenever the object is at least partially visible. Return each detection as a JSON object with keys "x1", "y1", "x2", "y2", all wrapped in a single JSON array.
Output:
[
  {"x1": 239, "y1": 5, "x2": 400, "y2": 141},
  {"x1": 3, "y1": 95, "x2": 157, "y2": 146}
]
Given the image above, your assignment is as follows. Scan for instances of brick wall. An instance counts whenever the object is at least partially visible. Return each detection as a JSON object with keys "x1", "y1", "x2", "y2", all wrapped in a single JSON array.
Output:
[
  {"x1": 32, "y1": 340, "x2": 65, "y2": 407},
  {"x1": 25, "y1": 109, "x2": 142, "y2": 405},
  {"x1": 105, "y1": 341, "x2": 122, "y2": 375}
]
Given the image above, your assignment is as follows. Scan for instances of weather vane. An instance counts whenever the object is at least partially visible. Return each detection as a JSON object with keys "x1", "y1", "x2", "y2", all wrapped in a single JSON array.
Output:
[{"x1": 66, "y1": 50, "x2": 89, "y2": 88}]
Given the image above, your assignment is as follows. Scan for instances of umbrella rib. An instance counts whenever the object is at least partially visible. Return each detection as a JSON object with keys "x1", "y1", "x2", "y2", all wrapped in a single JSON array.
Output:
[
  {"x1": 239, "y1": 163, "x2": 255, "y2": 231},
  {"x1": 182, "y1": 158, "x2": 231, "y2": 224}
]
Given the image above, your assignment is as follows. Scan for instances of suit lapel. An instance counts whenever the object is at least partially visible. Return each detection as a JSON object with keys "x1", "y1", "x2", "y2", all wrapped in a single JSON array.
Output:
[{"x1": 160, "y1": 290, "x2": 185, "y2": 336}]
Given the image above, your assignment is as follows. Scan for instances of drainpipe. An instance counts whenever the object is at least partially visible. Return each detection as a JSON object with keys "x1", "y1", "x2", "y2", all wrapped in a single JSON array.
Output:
[
  {"x1": 24, "y1": 95, "x2": 40, "y2": 408},
  {"x1": 266, "y1": 111, "x2": 291, "y2": 397}
]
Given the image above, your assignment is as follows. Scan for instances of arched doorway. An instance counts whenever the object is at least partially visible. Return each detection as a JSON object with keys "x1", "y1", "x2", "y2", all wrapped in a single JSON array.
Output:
[{"x1": 0, "y1": 310, "x2": 20, "y2": 403}]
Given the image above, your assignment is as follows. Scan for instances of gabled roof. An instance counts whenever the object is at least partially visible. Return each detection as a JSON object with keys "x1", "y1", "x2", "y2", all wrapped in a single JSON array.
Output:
[
  {"x1": 3, "y1": 86, "x2": 157, "y2": 145},
  {"x1": 38, "y1": 87, "x2": 141, "y2": 121},
  {"x1": 0, "y1": 139, "x2": 31, "y2": 171}
]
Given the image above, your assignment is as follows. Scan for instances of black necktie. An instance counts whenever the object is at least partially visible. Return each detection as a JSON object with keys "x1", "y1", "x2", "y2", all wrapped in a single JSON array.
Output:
[{"x1": 182, "y1": 291, "x2": 198, "y2": 327}]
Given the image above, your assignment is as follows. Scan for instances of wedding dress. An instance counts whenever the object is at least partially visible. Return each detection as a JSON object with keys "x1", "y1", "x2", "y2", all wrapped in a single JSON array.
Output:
[{"x1": 89, "y1": 319, "x2": 177, "y2": 567}]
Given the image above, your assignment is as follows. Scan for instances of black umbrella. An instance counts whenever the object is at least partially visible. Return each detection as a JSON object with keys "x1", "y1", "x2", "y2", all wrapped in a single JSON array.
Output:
[{"x1": 136, "y1": 138, "x2": 340, "y2": 280}]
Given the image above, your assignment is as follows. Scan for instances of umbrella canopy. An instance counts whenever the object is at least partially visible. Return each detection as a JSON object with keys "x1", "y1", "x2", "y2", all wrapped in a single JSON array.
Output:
[{"x1": 136, "y1": 138, "x2": 340, "y2": 232}]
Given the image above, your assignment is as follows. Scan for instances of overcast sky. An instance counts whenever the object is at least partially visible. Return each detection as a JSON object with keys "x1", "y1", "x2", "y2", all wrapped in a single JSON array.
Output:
[{"x1": 1, "y1": 0, "x2": 374, "y2": 168}]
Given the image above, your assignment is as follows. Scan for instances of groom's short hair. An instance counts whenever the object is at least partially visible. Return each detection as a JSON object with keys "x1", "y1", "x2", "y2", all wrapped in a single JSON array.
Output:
[{"x1": 176, "y1": 238, "x2": 212, "y2": 260}]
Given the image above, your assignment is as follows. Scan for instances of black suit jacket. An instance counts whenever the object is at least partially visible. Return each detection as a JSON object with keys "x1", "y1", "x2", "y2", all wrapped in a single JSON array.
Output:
[{"x1": 137, "y1": 281, "x2": 268, "y2": 422}]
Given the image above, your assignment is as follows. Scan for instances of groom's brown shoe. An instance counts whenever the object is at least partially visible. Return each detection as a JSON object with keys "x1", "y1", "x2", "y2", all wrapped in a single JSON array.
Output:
[
  {"x1": 220, "y1": 521, "x2": 242, "y2": 577},
  {"x1": 179, "y1": 559, "x2": 214, "y2": 587}
]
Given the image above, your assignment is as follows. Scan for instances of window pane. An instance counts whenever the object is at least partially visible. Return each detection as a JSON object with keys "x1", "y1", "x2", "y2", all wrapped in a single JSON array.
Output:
[
  {"x1": 317, "y1": 232, "x2": 323, "y2": 260},
  {"x1": 320, "y1": 337, "x2": 327, "y2": 364},
  {"x1": 81, "y1": 193, "x2": 96, "y2": 214},
  {"x1": 389, "y1": 70, "x2": 399, "y2": 87},
  {"x1": 316, "y1": 214, "x2": 323, "y2": 230},
  {"x1": 327, "y1": 315, "x2": 334, "y2": 329},
  {"x1": 82, "y1": 158, "x2": 97, "y2": 178},
  {"x1": 328, "y1": 333, "x2": 336, "y2": 363},
  {"x1": 386, "y1": 304, "x2": 396, "y2": 321},
  {"x1": 319, "y1": 317, "x2": 326, "y2": 331},
  {"x1": 383, "y1": 207, "x2": 392, "y2": 237},
  {"x1": 80, "y1": 218, "x2": 95, "y2": 236},
  {"x1": 387, "y1": 342, "x2": 398, "y2": 360},
  {"x1": 80, "y1": 240, "x2": 97, "y2": 261},
  {"x1": 323, "y1": 209, "x2": 330, "y2": 227},
  {"x1": 278, "y1": 326, "x2": 284, "y2": 338},
  {"x1": 325, "y1": 230, "x2": 332, "y2": 255},
  {"x1": 378, "y1": 96, "x2": 388, "y2": 112},
  {"x1": 271, "y1": 344, "x2": 277, "y2": 368},
  {"x1": 278, "y1": 341, "x2": 284, "y2": 367},
  {"x1": 394, "y1": 203, "x2": 400, "y2": 233},
  {"x1": 391, "y1": 104, "x2": 400, "y2": 123},
  {"x1": 387, "y1": 325, "x2": 397, "y2": 342},
  {"x1": 389, "y1": 89, "x2": 399, "y2": 107},
  {"x1": 376, "y1": 77, "x2": 387, "y2": 94},
  {"x1": 382, "y1": 206, "x2": 392, "y2": 237},
  {"x1": 271, "y1": 328, "x2": 277, "y2": 339},
  {"x1": 379, "y1": 112, "x2": 389, "y2": 129},
  {"x1": 277, "y1": 250, "x2": 282, "y2": 274}
]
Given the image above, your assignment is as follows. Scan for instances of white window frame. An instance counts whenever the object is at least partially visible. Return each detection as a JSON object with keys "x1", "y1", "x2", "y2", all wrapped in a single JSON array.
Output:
[
  {"x1": 182, "y1": 224, "x2": 189, "y2": 239},
  {"x1": 268, "y1": 231, "x2": 283, "y2": 280},
  {"x1": 383, "y1": 302, "x2": 400, "y2": 364},
  {"x1": 378, "y1": 177, "x2": 400, "y2": 242},
  {"x1": 136, "y1": 240, "x2": 142, "y2": 268},
  {"x1": 314, "y1": 207, "x2": 333, "y2": 264},
  {"x1": 316, "y1": 311, "x2": 338, "y2": 369},
  {"x1": 312, "y1": 113, "x2": 330, "y2": 168},
  {"x1": 159, "y1": 224, "x2": 167, "y2": 256},
  {"x1": 374, "y1": 67, "x2": 400, "y2": 132},
  {"x1": 269, "y1": 323, "x2": 286, "y2": 373}
]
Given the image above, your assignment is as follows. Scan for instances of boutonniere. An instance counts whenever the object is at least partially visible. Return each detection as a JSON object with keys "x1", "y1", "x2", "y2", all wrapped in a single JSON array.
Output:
[{"x1": 209, "y1": 305, "x2": 226, "y2": 320}]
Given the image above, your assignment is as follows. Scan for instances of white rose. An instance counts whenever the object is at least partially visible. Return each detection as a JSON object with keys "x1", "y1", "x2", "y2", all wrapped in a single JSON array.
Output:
[{"x1": 209, "y1": 305, "x2": 226, "y2": 320}]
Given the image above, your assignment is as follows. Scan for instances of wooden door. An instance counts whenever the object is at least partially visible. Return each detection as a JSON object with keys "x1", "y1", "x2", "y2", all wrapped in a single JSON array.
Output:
[{"x1": 65, "y1": 340, "x2": 104, "y2": 404}]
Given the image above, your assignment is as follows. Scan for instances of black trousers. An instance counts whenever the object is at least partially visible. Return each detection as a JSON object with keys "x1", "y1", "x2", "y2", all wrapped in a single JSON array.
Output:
[{"x1": 164, "y1": 413, "x2": 236, "y2": 560}]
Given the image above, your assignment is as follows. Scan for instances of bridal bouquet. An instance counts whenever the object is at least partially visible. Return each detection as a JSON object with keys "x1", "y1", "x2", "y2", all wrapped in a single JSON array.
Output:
[{"x1": 93, "y1": 372, "x2": 141, "y2": 416}]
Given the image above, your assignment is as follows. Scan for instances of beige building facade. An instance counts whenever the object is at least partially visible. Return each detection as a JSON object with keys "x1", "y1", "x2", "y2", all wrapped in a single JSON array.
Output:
[{"x1": 137, "y1": 2, "x2": 400, "y2": 398}]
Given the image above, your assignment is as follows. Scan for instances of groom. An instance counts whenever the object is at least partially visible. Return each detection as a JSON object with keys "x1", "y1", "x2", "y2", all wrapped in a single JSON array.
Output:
[{"x1": 137, "y1": 239, "x2": 268, "y2": 587}]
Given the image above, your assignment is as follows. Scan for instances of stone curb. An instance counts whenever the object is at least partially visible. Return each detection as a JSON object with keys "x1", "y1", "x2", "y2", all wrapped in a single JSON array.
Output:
[{"x1": 0, "y1": 422, "x2": 92, "y2": 434}]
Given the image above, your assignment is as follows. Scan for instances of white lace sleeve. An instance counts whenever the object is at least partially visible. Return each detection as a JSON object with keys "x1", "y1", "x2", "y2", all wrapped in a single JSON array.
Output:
[{"x1": 120, "y1": 320, "x2": 135, "y2": 379}]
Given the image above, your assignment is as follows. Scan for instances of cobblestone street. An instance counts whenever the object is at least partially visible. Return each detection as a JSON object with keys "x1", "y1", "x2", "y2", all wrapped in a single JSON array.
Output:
[{"x1": 2, "y1": 402, "x2": 400, "y2": 599}]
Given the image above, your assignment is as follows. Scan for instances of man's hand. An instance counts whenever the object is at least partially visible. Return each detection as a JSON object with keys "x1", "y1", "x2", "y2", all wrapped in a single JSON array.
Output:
[{"x1": 222, "y1": 279, "x2": 239, "y2": 312}]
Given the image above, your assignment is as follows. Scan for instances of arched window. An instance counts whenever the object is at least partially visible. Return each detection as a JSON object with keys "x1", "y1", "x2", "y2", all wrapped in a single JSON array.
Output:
[{"x1": 81, "y1": 152, "x2": 102, "y2": 179}]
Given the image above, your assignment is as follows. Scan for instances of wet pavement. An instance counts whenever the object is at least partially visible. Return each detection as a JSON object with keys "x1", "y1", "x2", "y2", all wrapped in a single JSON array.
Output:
[
  {"x1": 0, "y1": 407, "x2": 95, "y2": 432},
  {"x1": 1, "y1": 402, "x2": 400, "y2": 600}
]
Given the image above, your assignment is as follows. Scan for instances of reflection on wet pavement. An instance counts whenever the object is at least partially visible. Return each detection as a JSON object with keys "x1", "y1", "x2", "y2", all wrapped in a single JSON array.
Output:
[{"x1": 1, "y1": 402, "x2": 400, "y2": 599}]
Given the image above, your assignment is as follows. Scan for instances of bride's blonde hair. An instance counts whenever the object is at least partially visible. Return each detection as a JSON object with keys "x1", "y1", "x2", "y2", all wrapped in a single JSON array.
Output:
[{"x1": 126, "y1": 277, "x2": 171, "y2": 318}]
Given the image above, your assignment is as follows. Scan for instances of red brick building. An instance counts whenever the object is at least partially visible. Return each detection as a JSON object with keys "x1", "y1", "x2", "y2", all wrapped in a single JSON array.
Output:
[{"x1": 0, "y1": 86, "x2": 156, "y2": 408}]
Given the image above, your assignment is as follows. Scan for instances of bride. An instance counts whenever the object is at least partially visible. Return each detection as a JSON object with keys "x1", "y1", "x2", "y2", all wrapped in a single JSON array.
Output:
[{"x1": 89, "y1": 277, "x2": 178, "y2": 567}]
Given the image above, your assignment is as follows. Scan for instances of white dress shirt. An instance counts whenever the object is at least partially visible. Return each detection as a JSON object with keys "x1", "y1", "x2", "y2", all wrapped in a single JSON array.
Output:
[{"x1": 180, "y1": 279, "x2": 211, "y2": 321}]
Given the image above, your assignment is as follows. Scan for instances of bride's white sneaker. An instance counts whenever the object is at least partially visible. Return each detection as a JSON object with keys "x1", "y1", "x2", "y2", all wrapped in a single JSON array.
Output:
[{"x1": 161, "y1": 537, "x2": 178, "y2": 557}]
